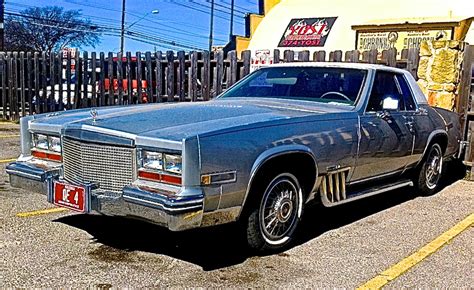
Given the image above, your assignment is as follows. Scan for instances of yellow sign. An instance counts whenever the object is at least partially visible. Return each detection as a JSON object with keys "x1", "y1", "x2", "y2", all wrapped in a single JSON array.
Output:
[{"x1": 357, "y1": 29, "x2": 452, "y2": 53}]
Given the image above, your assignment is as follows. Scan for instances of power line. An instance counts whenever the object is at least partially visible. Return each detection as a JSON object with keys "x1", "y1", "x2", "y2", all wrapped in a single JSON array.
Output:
[
  {"x1": 7, "y1": 1, "x2": 227, "y2": 43},
  {"x1": 4, "y1": 11, "x2": 205, "y2": 50},
  {"x1": 166, "y1": 0, "x2": 244, "y2": 24}
]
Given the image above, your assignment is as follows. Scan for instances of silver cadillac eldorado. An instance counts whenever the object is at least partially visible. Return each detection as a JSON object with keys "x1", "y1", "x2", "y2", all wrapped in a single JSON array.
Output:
[{"x1": 7, "y1": 63, "x2": 462, "y2": 251}]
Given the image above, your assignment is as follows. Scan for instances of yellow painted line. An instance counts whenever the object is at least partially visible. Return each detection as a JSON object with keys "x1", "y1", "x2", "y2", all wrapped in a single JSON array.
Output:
[
  {"x1": 0, "y1": 158, "x2": 16, "y2": 163},
  {"x1": 0, "y1": 134, "x2": 20, "y2": 138},
  {"x1": 358, "y1": 213, "x2": 474, "y2": 289},
  {"x1": 16, "y1": 207, "x2": 69, "y2": 217}
]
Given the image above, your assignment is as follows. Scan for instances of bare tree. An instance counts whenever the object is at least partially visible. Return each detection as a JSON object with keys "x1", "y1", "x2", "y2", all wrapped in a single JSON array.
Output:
[{"x1": 5, "y1": 6, "x2": 102, "y2": 52}]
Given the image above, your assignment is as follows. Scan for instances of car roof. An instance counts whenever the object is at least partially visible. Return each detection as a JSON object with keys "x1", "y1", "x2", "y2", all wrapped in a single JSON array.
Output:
[{"x1": 269, "y1": 62, "x2": 408, "y2": 74}]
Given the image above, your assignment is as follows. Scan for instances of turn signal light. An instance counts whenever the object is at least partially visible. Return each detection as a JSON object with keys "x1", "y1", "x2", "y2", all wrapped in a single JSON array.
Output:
[
  {"x1": 32, "y1": 150, "x2": 62, "y2": 162},
  {"x1": 138, "y1": 170, "x2": 182, "y2": 186}
]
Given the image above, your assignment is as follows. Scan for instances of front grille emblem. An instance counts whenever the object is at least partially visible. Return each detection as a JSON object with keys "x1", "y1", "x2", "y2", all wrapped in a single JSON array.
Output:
[{"x1": 90, "y1": 108, "x2": 98, "y2": 124}]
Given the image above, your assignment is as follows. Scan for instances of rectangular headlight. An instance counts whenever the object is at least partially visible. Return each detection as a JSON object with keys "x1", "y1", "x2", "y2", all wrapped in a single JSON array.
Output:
[
  {"x1": 143, "y1": 151, "x2": 163, "y2": 171},
  {"x1": 49, "y1": 136, "x2": 61, "y2": 153},
  {"x1": 164, "y1": 154, "x2": 182, "y2": 174},
  {"x1": 33, "y1": 134, "x2": 49, "y2": 150}
]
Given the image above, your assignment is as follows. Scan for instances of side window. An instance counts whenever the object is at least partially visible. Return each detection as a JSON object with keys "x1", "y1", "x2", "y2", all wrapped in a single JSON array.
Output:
[
  {"x1": 395, "y1": 75, "x2": 417, "y2": 111},
  {"x1": 366, "y1": 71, "x2": 406, "y2": 112}
]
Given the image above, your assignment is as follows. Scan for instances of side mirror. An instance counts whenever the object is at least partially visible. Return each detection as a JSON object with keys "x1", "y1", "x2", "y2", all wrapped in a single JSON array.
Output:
[{"x1": 382, "y1": 96, "x2": 399, "y2": 111}]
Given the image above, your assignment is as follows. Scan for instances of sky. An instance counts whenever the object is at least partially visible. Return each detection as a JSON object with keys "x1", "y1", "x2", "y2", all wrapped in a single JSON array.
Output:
[{"x1": 5, "y1": 0, "x2": 259, "y2": 52}]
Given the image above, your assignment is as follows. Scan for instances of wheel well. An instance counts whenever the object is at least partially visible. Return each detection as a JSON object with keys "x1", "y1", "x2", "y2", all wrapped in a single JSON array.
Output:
[
  {"x1": 429, "y1": 134, "x2": 448, "y2": 154},
  {"x1": 241, "y1": 152, "x2": 317, "y2": 218}
]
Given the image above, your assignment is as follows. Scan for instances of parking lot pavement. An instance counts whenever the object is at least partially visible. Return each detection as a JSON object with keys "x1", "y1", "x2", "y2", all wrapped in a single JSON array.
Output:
[{"x1": 1, "y1": 122, "x2": 473, "y2": 288}]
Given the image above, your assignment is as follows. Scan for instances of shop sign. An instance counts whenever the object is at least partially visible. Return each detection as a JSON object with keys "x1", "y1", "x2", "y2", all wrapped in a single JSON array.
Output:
[
  {"x1": 357, "y1": 29, "x2": 452, "y2": 53},
  {"x1": 278, "y1": 17, "x2": 337, "y2": 48}
]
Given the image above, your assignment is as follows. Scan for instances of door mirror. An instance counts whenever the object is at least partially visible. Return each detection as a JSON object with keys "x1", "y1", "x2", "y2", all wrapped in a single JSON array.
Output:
[{"x1": 382, "y1": 96, "x2": 399, "y2": 111}]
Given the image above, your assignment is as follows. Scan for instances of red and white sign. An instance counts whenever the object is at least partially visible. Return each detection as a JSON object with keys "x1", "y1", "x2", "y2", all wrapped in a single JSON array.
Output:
[
  {"x1": 278, "y1": 17, "x2": 337, "y2": 48},
  {"x1": 53, "y1": 181, "x2": 86, "y2": 212},
  {"x1": 251, "y1": 49, "x2": 273, "y2": 72}
]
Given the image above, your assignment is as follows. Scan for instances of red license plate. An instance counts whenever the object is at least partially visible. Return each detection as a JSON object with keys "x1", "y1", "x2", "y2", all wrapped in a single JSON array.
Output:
[{"x1": 53, "y1": 181, "x2": 86, "y2": 212}]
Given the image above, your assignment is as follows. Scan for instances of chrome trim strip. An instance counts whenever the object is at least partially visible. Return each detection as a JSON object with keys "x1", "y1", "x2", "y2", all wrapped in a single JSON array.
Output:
[
  {"x1": 348, "y1": 169, "x2": 404, "y2": 185},
  {"x1": 122, "y1": 185, "x2": 204, "y2": 213},
  {"x1": 5, "y1": 169, "x2": 44, "y2": 181},
  {"x1": 28, "y1": 122, "x2": 63, "y2": 134},
  {"x1": 122, "y1": 195, "x2": 202, "y2": 212},
  {"x1": 80, "y1": 124, "x2": 137, "y2": 140},
  {"x1": 321, "y1": 180, "x2": 413, "y2": 207},
  {"x1": 6, "y1": 162, "x2": 60, "y2": 182},
  {"x1": 135, "y1": 135, "x2": 183, "y2": 151}
]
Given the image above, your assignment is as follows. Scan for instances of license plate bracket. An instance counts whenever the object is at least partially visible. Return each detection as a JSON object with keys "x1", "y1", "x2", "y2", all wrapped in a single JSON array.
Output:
[{"x1": 50, "y1": 180, "x2": 94, "y2": 213}]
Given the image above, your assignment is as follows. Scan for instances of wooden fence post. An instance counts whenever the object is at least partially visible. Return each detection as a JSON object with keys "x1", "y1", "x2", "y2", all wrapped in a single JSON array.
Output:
[
  {"x1": 241, "y1": 50, "x2": 251, "y2": 77},
  {"x1": 273, "y1": 49, "x2": 280, "y2": 64},
  {"x1": 99, "y1": 52, "x2": 106, "y2": 106},
  {"x1": 298, "y1": 50, "x2": 310, "y2": 62},
  {"x1": 215, "y1": 50, "x2": 224, "y2": 97},
  {"x1": 90, "y1": 52, "x2": 97, "y2": 107},
  {"x1": 406, "y1": 48, "x2": 420, "y2": 79},
  {"x1": 189, "y1": 51, "x2": 198, "y2": 102},
  {"x1": 202, "y1": 51, "x2": 210, "y2": 101},
  {"x1": 73, "y1": 50, "x2": 81, "y2": 109},
  {"x1": 155, "y1": 51, "x2": 163, "y2": 103},
  {"x1": 82, "y1": 51, "x2": 89, "y2": 108},
  {"x1": 329, "y1": 50, "x2": 342, "y2": 62},
  {"x1": 34, "y1": 52, "x2": 40, "y2": 113},
  {"x1": 117, "y1": 52, "x2": 124, "y2": 105},
  {"x1": 166, "y1": 51, "x2": 175, "y2": 102},
  {"x1": 58, "y1": 52, "x2": 64, "y2": 111},
  {"x1": 48, "y1": 51, "x2": 55, "y2": 113},
  {"x1": 228, "y1": 50, "x2": 238, "y2": 87},
  {"x1": 19, "y1": 52, "x2": 26, "y2": 117},
  {"x1": 284, "y1": 50, "x2": 294, "y2": 62},
  {"x1": 26, "y1": 52, "x2": 33, "y2": 115},
  {"x1": 125, "y1": 52, "x2": 132, "y2": 104},
  {"x1": 313, "y1": 51, "x2": 326, "y2": 62},
  {"x1": 145, "y1": 52, "x2": 153, "y2": 103},
  {"x1": 136, "y1": 51, "x2": 143, "y2": 104},
  {"x1": 177, "y1": 51, "x2": 186, "y2": 102}
]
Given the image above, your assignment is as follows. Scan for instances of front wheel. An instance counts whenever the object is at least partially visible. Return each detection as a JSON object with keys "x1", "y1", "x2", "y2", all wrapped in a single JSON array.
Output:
[
  {"x1": 414, "y1": 143, "x2": 443, "y2": 196},
  {"x1": 245, "y1": 173, "x2": 303, "y2": 252}
]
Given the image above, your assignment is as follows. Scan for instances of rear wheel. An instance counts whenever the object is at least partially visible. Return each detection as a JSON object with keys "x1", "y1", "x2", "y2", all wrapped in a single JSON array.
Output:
[
  {"x1": 415, "y1": 143, "x2": 443, "y2": 196},
  {"x1": 245, "y1": 173, "x2": 303, "y2": 252}
]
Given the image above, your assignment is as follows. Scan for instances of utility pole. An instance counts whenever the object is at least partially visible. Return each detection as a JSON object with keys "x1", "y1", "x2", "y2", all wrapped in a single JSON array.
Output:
[
  {"x1": 208, "y1": 0, "x2": 215, "y2": 52},
  {"x1": 229, "y1": 0, "x2": 234, "y2": 42},
  {"x1": 120, "y1": 0, "x2": 126, "y2": 54},
  {"x1": 0, "y1": 0, "x2": 4, "y2": 51}
]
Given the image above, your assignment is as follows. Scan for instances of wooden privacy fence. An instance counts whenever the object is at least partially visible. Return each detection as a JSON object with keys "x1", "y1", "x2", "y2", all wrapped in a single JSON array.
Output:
[{"x1": 0, "y1": 47, "x2": 420, "y2": 120}]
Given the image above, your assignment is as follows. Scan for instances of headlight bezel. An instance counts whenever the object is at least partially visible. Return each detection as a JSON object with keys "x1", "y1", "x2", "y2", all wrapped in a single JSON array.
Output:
[
  {"x1": 31, "y1": 133, "x2": 62, "y2": 156},
  {"x1": 140, "y1": 150, "x2": 182, "y2": 176}
]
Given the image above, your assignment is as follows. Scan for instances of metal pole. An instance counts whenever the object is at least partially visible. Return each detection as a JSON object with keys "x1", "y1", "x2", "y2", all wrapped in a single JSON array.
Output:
[
  {"x1": 120, "y1": 0, "x2": 126, "y2": 54},
  {"x1": 0, "y1": 0, "x2": 4, "y2": 51},
  {"x1": 229, "y1": 0, "x2": 234, "y2": 42},
  {"x1": 208, "y1": 0, "x2": 215, "y2": 52}
]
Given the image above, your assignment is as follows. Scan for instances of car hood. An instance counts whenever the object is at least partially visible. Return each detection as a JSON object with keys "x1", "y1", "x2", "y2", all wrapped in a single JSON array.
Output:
[{"x1": 30, "y1": 98, "x2": 354, "y2": 141}]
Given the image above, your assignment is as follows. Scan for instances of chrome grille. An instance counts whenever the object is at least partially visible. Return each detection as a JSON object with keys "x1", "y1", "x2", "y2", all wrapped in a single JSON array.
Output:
[{"x1": 62, "y1": 137, "x2": 136, "y2": 193}]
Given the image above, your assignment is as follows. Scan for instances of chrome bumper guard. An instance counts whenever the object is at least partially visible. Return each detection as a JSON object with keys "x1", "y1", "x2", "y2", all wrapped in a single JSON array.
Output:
[{"x1": 6, "y1": 161, "x2": 204, "y2": 231}]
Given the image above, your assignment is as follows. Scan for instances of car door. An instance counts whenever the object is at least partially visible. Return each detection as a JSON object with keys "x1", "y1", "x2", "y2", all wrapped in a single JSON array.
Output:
[
  {"x1": 351, "y1": 70, "x2": 415, "y2": 182},
  {"x1": 394, "y1": 73, "x2": 432, "y2": 166}
]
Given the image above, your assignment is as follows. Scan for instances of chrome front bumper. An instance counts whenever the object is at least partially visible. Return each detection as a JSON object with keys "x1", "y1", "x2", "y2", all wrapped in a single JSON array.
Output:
[{"x1": 6, "y1": 161, "x2": 204, "y2": 231}]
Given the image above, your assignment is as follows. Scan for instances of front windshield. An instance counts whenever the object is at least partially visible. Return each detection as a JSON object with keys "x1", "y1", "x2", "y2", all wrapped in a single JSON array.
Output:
[{"x1": 219, "y1": 66, "x2": 367, "y2": 106}]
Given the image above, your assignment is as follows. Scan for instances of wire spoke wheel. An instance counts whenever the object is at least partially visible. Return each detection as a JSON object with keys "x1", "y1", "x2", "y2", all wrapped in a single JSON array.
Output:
[
  {"x1": 258, "y1": 174, "x2": 302, "y2": 245},
  {"x1": 425, "y1": 145, "x2": 443, "y2": 190}
]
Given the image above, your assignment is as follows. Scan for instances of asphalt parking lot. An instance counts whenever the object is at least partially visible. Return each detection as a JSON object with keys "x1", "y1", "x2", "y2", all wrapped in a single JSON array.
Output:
[{"x1": 1, "y1": 122, "x2": 473, "y2": 288}]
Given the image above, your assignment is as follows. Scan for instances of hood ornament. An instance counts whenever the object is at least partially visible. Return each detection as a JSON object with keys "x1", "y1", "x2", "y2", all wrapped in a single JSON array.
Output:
[{"x1": 90, "y1": 108, "x2": 98, "y2": 124}]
